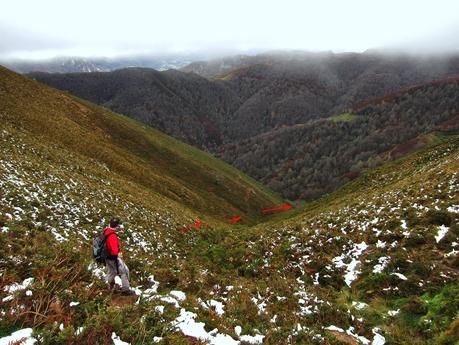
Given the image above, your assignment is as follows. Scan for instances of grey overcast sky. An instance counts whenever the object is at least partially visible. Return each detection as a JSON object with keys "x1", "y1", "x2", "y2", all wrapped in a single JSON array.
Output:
[{"x1": 1, "y1": 0, "x2": 459, "y2": 59}]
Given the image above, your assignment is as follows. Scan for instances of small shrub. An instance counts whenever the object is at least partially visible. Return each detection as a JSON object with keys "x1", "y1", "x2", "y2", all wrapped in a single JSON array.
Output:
[
  {"x1": 356, "y1": 273, "x2": 397, "y2": 298},
  {"x1": 404, "y1": 208, "x2": 421, "y2": 227},
  {"x1": 402, "y1": 296, "x2": 427, "y2": 315},
  {"x1": 155, "y1": 268, "x2": 179, "y2": 289},
  {"x1": 424, "y1": 211, "x2": 452, "y2": 226},
  {"x1": 434, "y1": 317, "x2": 459, "y2": 345},
  {"x1": 385, "y1": 219, "x2": 401, "y2": 231},
  {"x1": 404, "y1": 233, "x2": 427, "y2": 247}
]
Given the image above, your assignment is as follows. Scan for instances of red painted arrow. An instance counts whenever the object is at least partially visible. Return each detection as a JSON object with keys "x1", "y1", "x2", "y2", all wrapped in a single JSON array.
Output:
[
  {"x1": 261, "y1": 204, "x2": 293, "y2": 213},
  {"x1": 178, "y1": 221, "x2": 204, "y2": 233},
  {"x1": 229, "y1": 217, "x2": 242, "y2": 223}
]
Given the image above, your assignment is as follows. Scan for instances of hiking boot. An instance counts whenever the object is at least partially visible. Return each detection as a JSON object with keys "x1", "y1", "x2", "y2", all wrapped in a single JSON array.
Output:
[{"x1": 121, "y1": 289, "x2": 136, "y2": 296}]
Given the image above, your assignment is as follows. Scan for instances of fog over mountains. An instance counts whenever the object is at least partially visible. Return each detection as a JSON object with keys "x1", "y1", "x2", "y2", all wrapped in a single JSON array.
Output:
[
  {"x1": 31, "y1": 51, "x2": 459, "y2": 200},
  {"x1": 0, "y1": 54, "x2": 203, "y2": 74}
]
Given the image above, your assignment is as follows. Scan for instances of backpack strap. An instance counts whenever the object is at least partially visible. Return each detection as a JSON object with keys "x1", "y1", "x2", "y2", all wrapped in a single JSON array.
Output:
[{"x1": 104, "y1": 232, "x2": 115, "y2": 241}]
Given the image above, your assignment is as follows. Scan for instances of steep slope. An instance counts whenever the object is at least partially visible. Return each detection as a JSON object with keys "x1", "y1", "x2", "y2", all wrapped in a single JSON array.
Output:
[
  {"x1": 233, "y1": 134, "x2": 459, "y2": 345},
  {"x1": 1, "y1": 112, "x2": 457, "y2": 344},
  {"x1": 30, "y1": 52, "x2": 459, "y2": 202},
  {"x1": 0, "y1": 65, "x2": 282, "y2": 224},
  {"x1": 218, "y1": 77, "x2": 459, "y2": 199},
  {"x1": 29, "y1": 68, "x2": 241, "y2": 148}
]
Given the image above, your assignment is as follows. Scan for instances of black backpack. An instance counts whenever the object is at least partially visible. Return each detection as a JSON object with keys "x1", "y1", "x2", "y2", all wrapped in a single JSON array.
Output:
[{"x1": 92, "y1": 232, "x2": 115, "y2": 263}]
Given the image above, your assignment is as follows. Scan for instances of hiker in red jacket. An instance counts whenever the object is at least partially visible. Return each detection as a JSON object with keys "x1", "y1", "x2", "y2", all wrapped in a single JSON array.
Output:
[{"x1": 104, "y1": 217, "x2": 135, "y2": 296}]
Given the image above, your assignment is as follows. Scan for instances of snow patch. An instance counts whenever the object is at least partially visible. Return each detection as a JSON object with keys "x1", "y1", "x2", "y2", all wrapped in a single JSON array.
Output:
[
  {"x1": 2, "y1": 296, "x2": 14, "y2": 302},
  {"x1": 325, "y1": 325, "x2": 370, "y2": 344},
  {"x1": 435, "y1": 225, "x2": 449, "y2": 243},
  {"x1": 325, "y1": 325, "x2": 344, "y2": 332},
  {"x1": 376, "y1": 240, "x2": 386, "y2": 248},
  {"x1": 201, "y1": 299, "x2": 225, "y2": 316},
  {"x1": 172, "y1": 308, "x2": 239, "y2": 345},
  {"x1": 112, "y1": 332, "x2": 130, "y2": 345},
  {"x1": 373, "y1": 257, "x2": 390, "y2": 274},
  {"x1": 170, "y1": 290, "x2": 186, "y2": 301},
  {"x1": 352, "y1": 301, "x2": 368, "y2": 310},
  {"x1": 88, "y1": 263, "x2": 105, "y2": 280},
  {"x1": 388, "y1": 309, "x2": 399, "y2": 316},
  {"x1": 392, "y1": 273, "x2": 408, "y2": 280},
  {"x1": 159, "y1": 296, "x2": 180, "y2": 308},
  {"x1": 0, "y1": 328, "x2": 36, "y2": 345},
  {"x1": 333, "y1": 242, "x2": 368, "y2": 287},
  {"x1": 251, "y1": 294, "x2": 267, "y2": 314},
  {"x1": 234, "y1": 326, "x2": 242, "y2": 336},
  {"x1": 4, "y1": 277, "x2": 34, "y2": 293},
  {"x1": 239, "y1": 334, "x2": 265, "y2": 344},
  {"x1": 372, "y1": 328, "x2": 386, "y2": 345}
]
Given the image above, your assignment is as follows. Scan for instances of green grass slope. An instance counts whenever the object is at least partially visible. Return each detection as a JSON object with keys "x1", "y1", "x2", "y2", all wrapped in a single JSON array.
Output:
[
  {"x1": 0, "y1": 65, "x2": 282, "y2": 225},
  {"x1": 329, "y1": 113, "x2": 362, "y2": 123}
]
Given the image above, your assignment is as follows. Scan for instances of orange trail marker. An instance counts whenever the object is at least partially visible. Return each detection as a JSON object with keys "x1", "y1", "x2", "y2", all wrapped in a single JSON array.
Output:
[
  {"x1": 178, "y1": 220, "x2": 204, "y2": 233},
  {"x1": 261, "y1": 204, "x2": 293, "y2": 213}
]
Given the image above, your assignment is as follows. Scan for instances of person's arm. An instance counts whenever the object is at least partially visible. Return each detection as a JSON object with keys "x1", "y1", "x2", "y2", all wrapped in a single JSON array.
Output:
[{"x1": 112, "y1": 234, "x2": 120, "y2": 256}]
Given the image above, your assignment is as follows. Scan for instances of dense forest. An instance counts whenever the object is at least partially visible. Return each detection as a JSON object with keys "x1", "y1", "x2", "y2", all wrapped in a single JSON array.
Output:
[
  {"x1": 218, "y1": 79, "x2": 459, "y2": 199},
  {"x1": 29, "y1": 52, "x2": 459, "y2": 200}
]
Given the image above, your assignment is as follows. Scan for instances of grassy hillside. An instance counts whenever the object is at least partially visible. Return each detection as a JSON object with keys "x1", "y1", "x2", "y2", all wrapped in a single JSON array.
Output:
[
  {"x1": 1, "y1": 125, "x2": 457, "y2": 345},
  {"x1": 237, "y1": 134, "x2": 459, "y2": 344},
  {"x1": 0, "y1": 66, "x2": 282, "y2": 224},
  {"x1": 1, "y1": 65, "x2": 458, "y2": 344}
]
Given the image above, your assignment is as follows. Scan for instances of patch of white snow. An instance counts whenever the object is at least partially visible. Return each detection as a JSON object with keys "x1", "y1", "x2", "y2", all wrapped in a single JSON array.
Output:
[
  {"x1": 0, "y1": 328, "x2": 36, "y2": 345},
  {"x1": 435, "y1": 225, "x2": 449, "y2": 243},
  {"x1": 112, "y1": 332, "x2": 130, "y2": 345},
  {"x1": 372, "y1": 328, "x2": 386, "y2": 345},
  {"x1": 392, "y1": 273, "x2": 408, "y2": 280}
]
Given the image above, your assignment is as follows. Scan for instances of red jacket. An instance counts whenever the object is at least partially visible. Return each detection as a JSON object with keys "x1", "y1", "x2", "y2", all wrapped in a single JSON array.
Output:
[{"x1": 103, "y1": 228, "x2": 119, "y2": 257}]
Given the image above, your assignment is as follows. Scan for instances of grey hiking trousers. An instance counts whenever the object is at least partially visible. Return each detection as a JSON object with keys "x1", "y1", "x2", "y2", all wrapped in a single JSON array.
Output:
[{"x1": 105, "y1": 257, "x2": 131, "y2": 291}]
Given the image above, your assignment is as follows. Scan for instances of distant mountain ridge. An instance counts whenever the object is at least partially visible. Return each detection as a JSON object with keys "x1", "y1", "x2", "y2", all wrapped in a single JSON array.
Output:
[
  {"x1": 1, "y1": 55, "x2": 199, "y2": 74},
  {"x1": 29, "y1": 52, "x2": 459, "y2": 200},
  {"x1": 180, "y1": 51, "x2": 336, "y2": 78}
]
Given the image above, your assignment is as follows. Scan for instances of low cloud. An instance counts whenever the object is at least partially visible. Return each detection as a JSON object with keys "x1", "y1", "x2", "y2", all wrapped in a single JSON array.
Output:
[{"x1": 1, "y1": 0, "x2": 459, "y2": 59}]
